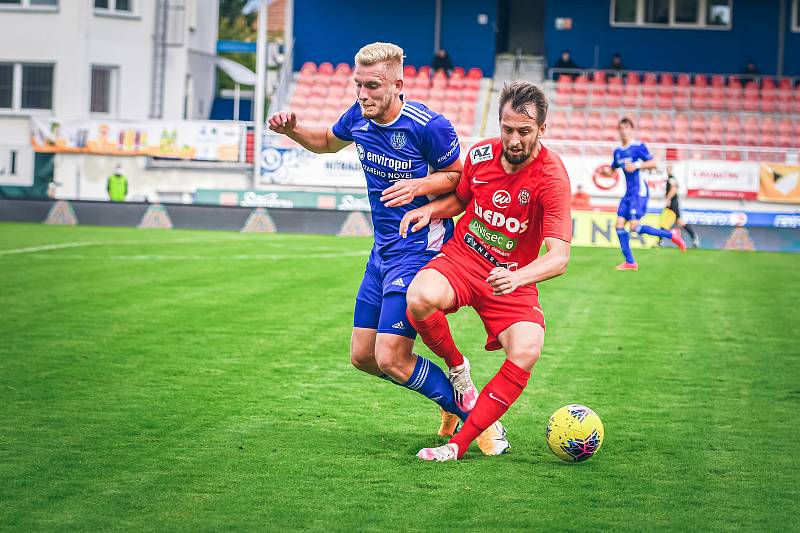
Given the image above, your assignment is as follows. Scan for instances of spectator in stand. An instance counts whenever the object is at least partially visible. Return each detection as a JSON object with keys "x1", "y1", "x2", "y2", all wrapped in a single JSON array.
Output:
[
  {"x1": 431, "y1": 48, "x2": 454, "y2": 77},
  {"x1": 553, "y1": 49, "x2": 580, "y2": 79},
  {"x1": 571, "y1": 184, "x2": 591, "y2": 210},
  {"x1": 741, "y1": 60, "x2": 760, "y2": 81},
  {"x1": 107, "y1": 165, "x2": 128, "y2": 203},
  {"x1": 609, "y1": 53, "x2": 625, "y2": 72}
]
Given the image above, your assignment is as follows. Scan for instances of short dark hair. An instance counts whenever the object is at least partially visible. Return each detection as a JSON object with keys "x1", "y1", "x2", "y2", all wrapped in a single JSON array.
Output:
[
  {"x1": 498, "y1": 82, "x2": 548, "y2": 126},
  {"x1": 619, "y1": 117, "x2": 635, "y2": 128}
]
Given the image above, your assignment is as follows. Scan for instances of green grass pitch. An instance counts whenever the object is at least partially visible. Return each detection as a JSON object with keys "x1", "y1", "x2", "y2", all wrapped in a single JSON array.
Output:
[{"x1": 1, "y1": 223, "x2": 798, "y2": 531}]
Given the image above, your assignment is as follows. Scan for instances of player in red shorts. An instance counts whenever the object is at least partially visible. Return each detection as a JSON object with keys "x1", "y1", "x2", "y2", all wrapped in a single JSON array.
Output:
[{"x1": 399, "y1": 81, "x2": 572, "y2": 461}]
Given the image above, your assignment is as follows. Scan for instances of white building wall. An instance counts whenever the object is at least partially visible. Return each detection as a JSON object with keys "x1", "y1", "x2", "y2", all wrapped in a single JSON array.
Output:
[{"x1": 0, "y1": 0, "x2": 219, "y2": 187}]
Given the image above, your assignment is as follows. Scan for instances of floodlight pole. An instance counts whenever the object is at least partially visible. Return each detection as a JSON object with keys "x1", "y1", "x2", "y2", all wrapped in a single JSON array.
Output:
[{"x1": 252, "y1": 0, "x2": 268, "y2": 186}]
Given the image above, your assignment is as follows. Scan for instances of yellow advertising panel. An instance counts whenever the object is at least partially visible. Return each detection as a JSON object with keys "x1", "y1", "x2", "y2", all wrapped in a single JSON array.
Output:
[
  {"x1": 759, "y1": 164, "x2": 800, "y2": 204},
  {"x1": 571, "y1": 210, "x2": 661, "y2": 248}
]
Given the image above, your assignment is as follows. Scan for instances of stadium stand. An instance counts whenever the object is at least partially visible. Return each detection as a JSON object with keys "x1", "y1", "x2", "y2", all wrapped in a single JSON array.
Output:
[
  {"x1": 288, "y1": 62, "x2": 482, "y2": 138},
  {"x1": 549, "y1": 71, "x2": 800, "y2": 149}
]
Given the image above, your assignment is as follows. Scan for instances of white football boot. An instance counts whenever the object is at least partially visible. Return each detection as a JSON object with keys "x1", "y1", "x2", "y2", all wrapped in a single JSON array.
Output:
[
  {"x1": 448, "y1": 357, "x2": 479, "y2": 412},
  {"x1": 417, "y1": 443, "x2": 459, "y2": 462}
]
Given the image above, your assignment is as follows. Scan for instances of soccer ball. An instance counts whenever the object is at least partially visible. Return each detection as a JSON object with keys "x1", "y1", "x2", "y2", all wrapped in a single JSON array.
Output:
[{"x1": 545, "y1": 404, "x2": 604, "y2": 462}]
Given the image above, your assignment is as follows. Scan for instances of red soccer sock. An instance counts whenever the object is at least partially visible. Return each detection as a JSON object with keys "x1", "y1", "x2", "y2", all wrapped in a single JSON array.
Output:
[
  {"x1": 406, "y1": 309, "x2": 464, "y2": 368},
  {"x1": 449, "y1": 359, "x2": 531, "y2": 458}
]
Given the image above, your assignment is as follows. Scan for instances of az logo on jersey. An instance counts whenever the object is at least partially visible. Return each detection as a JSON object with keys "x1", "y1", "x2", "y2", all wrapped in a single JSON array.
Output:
[
  {"x1": 356, "y1": 144, "x2": 365, "y2": 160},
  {"x1": 391, "y1": 132, "x2": 406, "y2": 150},
  {"x1": 470, "y1": 144, "x2": 493, "y2": 164},
  {"x1": 493, "y1": 190, "x2": 511, "y2": 209}
]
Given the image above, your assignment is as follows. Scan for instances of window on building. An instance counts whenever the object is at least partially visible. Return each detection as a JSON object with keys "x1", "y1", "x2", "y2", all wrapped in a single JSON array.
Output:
[
  {"x1": 21, "y1": 64, "x2": 53, "y2": 110},
  {"x1": 644, "y1": 0, "x2": 669, "y2": 24},
  {"x1": 95, "y1": 0, "x2": 132, "y2": 12},
  {"x1": 792, "y1": 0, "x2": 800, "y2": 32},
  {"x1": 611, "y1": 0, "x2": 731, "y2": 28},
  {"x1": 0, "y1": 64, "x2": 12, "y2": 108},
  {"x1": 90, "y1": 65, "x2": 116, "y2": 114},
  {"x1": 0, "y1": 0, "x2": 57, "y2": 6},
  {"x1": 614, "y1": 0, "x2": 637, "y2": 23},
  {"x1": 674, "y1": 0, "x2": 699, "y2": 23}
]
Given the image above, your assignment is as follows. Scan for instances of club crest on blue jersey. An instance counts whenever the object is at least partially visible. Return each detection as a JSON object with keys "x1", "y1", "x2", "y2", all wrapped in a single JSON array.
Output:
[
  {"x1": 356, "y1": 143, "x2": 365, "y2": 160},
  {"x1": 391, "y1": 131, "x2": 406, "y2": 150}
]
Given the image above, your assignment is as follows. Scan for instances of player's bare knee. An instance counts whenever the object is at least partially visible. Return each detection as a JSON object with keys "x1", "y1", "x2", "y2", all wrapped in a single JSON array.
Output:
[
  {"x1": 507, "y1": 344, "x2": 541, "y2": 370},
  {"x1": 350, "y1": 349, "x2": 375, "y2": 372},
  {"x1": 406, "y1": 283, "x2": 436, "y2": 318}
]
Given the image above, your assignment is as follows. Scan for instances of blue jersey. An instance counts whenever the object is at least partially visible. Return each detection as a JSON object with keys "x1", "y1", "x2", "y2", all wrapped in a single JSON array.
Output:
[
  {"x1": 332, "y1": 100, "x2": 460, "y2": 256},
  {"x1": 611, "y1": 141, "x2": 653, "y2": 198}
]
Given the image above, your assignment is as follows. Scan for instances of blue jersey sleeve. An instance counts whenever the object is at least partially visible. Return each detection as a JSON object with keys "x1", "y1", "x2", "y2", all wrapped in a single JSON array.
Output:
[
  {"x1": 421, "y1": 114, "x2": 460, "y2": 170},
  {"x1": 638, "y1": 143, "x2": 653, "y2": 161},
  {"x1": 611, "y1": 149, "x2": 621, "y2": 169},
  {"x1": 331, "y1": 103, "x2": 358, "y2": 141}
]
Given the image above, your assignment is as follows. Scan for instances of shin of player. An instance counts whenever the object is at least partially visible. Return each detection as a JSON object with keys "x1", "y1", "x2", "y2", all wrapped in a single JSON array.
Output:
[{"x1": 403, "y1": 82, "x2": 572, "y2": 460}]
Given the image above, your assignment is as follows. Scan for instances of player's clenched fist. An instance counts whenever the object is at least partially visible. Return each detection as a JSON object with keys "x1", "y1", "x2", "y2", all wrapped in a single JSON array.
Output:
[
  {"x1": 399, "y1": 206, "x2": 432, "y2": 238},
  {"x1": 486, "y1": 267, "x2": 520, "y2": 295},
  {"x1": 268, "y1": 111, "x2": 297, "y2": 134}
]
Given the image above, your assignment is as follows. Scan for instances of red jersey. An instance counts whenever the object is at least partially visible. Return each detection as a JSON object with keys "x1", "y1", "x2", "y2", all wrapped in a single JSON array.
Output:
[{"x1": 446, "y1": 138, "x2": 572, "y2": 275}]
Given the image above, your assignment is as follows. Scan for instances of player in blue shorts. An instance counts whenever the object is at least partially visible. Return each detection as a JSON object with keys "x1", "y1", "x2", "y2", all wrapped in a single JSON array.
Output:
[
  {"x1": 268, "y1": 42, "x2": 506, "y2": 453},
  {"x1": 599, "y1": 118, "x2": 686, "y2": 270}
]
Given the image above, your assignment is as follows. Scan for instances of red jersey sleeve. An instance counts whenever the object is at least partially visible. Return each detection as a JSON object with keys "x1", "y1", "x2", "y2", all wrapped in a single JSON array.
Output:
[
  {"x1": 455, "y1": 155, "x2": 473, "y2": 203},
  {"x1": 540, "y1": 154, "x2": 573, "y2": 242}
]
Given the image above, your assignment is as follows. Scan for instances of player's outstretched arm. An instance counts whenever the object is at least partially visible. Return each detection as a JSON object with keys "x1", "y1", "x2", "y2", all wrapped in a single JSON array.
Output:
[
  {"x1": 398, "y1": 193, "x2": 467, "y2": 238},
  {"x1": 267, "y1": 111, "x2": 351, "y2": 154},
  {"x1": 486, "y1": 237, "x2": 570, "y2": 295},
  {"x1": 380, "y1": 160, "x2": 463, "y2": 208}
]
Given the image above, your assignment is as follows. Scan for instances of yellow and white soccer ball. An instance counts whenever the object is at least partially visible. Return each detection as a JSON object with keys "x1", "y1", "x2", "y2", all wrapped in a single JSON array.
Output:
[{"x1": 545, "y1": 404, "x2": 604, "y2": 462}]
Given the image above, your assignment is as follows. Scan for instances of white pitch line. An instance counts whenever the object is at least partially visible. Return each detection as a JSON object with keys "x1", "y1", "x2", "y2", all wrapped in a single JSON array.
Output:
[
  {"x1": 0, "y1": 236, "x2": 334, "y2": 257},
  {"x1": 24, "y1": 250, "x2": 370, "y2": 261},
  {"x1": 0, "y1": 241, "x2": 102, "y2": 256}
]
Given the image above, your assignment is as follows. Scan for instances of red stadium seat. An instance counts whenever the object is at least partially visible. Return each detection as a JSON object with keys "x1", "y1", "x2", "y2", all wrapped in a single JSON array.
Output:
[
  {"x1": 418, "y1": 65, "x2": 431, "y2": 78},
  {"x1": 403, "y1": 65, "x2": 417, "y2": 78},
  {"x1": 586, "y1": 111, "x2": 603, "y2": 129},
  {"x1": 626, "y1": 72, "x2": 640, "y2": 85},
  {"x1": 639, "y1": 112, "x2": 655, "y2": 132},
  {"x1": 725, "y1": 79, "x2": 742, "y2": 112},
  {"x1": 622, "y1": 85, "x2": 638, "y2": 107},
  {"x1": 466, "y1": 68, "x2": 483, "y2": 79},
  {"x1": 589, "y1": 85, "x2": 607, "y2": 107},
  {"x1": 453, "y1": 67, "x2": 465, "y2": 77},
  {"x1": 603, "y1": 111, "x2": 621, "y2": 128},
  {"x1": 708, "y1": 115, "x2": 724, "y2": 133},
  {"x1": 300, "y1": 61, "x2": 317, "y2": 74},
  {"x1": 317, "y1": 62, "x2": 334, "y2": 75},
  {"x1": 760, "y1": 88, "x2": 777, "y2": 112},
  {"x1": 742, "y1": 81, "x2": 759, "y2": 112}
]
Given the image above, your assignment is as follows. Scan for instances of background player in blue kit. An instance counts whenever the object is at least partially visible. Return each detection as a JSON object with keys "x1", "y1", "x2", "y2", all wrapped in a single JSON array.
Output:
[
  {"x1": 599, "y1": 118, "x2": 686, "y2": 270},
  {"x1": 268, "y1": 42, "x2": 503, "y2": 451}
]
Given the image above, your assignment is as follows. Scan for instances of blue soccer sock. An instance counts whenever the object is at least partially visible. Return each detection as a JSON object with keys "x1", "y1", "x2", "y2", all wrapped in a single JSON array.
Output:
[
  {"x1": 616, "y1": 228, "x2": 636, "y2": 264},
  {"x1": 638, "y1": 224, "x2": 673, "y2": 240},
  {"x1": 401, "y1": 354, "x2": 469, "y2": 421}
]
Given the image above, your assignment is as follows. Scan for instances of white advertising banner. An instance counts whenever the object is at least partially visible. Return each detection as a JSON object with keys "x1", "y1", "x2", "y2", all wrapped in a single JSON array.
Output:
[
  {"x1": 685, "y1": 160, "x2": 759, "y2": 200},
  {"x1": 30, "y1": 118, "x2": 245, "y2": 162},
  {"x1": 561, "y1": 154, "x2": 669, "y2": 198}
]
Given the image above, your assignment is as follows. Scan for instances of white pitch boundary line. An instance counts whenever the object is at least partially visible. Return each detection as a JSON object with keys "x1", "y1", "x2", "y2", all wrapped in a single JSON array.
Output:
[
  {"x1": 0, "y1": 236, "x2": 349, "y2": 257},
  {"x1": 24, "y1": 250, "x2": 370, "y2": 261},
  {"x1": 0, "y1": 241, "x2": 102, "y2": 256}
]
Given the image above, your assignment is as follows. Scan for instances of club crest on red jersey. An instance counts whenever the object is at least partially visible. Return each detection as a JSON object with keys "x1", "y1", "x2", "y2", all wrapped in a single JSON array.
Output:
[
  {"x1": 518, "y1": 189, "x2": 530, "y2": 205},
  {"x1": 492, "y1": 190, "x2": 511, "y2": 209}
]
